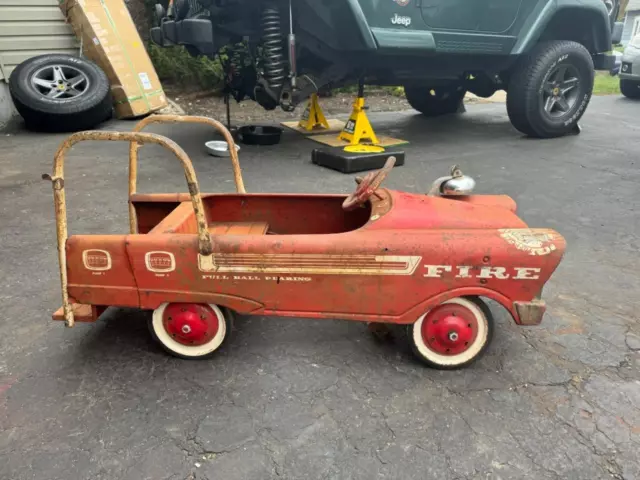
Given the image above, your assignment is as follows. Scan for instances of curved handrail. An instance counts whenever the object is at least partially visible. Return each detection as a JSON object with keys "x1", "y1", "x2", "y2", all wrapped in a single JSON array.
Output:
[
  {"x1": 45, "y1": 130, "x2": 214, "y2": 327},
  {"x1": 128, "y1": 114, "x2": 245, "y2": 233}
]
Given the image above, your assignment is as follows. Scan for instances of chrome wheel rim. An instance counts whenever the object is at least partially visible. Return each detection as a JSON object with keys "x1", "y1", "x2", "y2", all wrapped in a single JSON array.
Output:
[
  {"x1": 31, "y1": 64, "x2": 90, "y2": 99},
  {"x1": 540, "y1": 64, "x2": 580, "y2": 119}
]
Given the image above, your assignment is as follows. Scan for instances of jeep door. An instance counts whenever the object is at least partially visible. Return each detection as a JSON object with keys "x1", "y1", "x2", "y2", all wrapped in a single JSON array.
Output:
[{"x1": 420, "y1": 0, "x2": 525, "y2": 33}]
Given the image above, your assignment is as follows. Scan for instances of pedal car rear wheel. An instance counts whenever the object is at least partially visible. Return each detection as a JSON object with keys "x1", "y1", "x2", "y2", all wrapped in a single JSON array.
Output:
[
  {"x1": 408, "y1": 297, "x2": 493, "y2": 370},
  {"x1": 150, "y1": 303, "x2": 232, "y2": 359}
]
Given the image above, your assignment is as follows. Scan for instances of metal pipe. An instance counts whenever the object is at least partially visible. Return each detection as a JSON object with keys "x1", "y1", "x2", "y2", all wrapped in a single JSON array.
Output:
[
  {"x1": 357, "y1": 77, "x2": 365, "y2": 98},
  {"x1": 288, "y1": 0, "x2": 297, "y2": 88},
  {"x1": 45, "y1": 130, "x2": 214, "y2": 327},
  {"x1": 129, "y1": 114, "x2": 246, "y2": 233}
]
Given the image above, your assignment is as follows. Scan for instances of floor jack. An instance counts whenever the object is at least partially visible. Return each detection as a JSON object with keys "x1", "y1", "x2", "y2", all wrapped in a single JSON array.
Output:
[{"x1": 312, "y1": 80, "x2": 405, "y2": 173}]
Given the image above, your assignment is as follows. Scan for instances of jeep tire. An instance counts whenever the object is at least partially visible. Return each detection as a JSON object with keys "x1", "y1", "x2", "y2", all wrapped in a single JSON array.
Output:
[
  {"x1": 404, "y1": 85, "x2": 466, "y2": 117},
  {"x1": 620, "y1": 79, "x2": 640, "y2": 99},
  {"x1": 506, "y1": 41, "x2": 594, "y2": 138},
  {"x1": 9, "y1": 54, "x2": 112, "y2": 133}
]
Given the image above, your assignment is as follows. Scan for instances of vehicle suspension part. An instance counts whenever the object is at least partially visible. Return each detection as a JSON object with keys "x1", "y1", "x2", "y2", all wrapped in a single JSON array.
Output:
[{"x1": 261, "y1": 3, "x2": 286, "y2": 91}]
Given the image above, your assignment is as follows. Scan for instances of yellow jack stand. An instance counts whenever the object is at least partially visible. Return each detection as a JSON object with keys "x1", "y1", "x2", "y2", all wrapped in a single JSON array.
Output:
[
  {"x1": 338, "y1": 81, "x2": 384, "y2": 153},
  {"x1": 298, "y1": 93, "x2": 330, "y2": 132}
]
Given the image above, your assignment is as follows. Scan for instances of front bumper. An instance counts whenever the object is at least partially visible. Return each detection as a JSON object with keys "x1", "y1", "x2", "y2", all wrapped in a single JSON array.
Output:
[
  {"x1": 619, "y1": 45, "x2": 640, "y2": 80},
  {"x1": 619, "y1": 63, "x2": 640, "y2": 80},
  {"x1": 592, "y1": 52, "x2": 618, "y2": 71},
  {"x1": 514, "y1": 299, "x2": 546, "y2": 326},
  {"x1": 150, "y1": 18, "x2": 215, "y2": 56}
]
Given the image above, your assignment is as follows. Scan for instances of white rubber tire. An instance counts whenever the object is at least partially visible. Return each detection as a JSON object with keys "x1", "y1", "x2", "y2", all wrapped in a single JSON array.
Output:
[
  {"x1": 150, "y1": 303, "x2": 229, "y2": 359},
  {"x1": 410, "y1": 297, "x2": 493, "y2": 369}
]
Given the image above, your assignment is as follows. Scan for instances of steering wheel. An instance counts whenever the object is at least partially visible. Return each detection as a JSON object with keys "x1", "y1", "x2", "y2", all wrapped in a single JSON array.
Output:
[{"x1": 342, "y1": 156, "x2": 396, "y2": 211}]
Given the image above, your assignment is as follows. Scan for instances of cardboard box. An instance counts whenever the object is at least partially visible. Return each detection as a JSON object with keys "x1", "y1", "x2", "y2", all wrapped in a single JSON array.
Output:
[{"x1": 60, "y1": 0, "x2": 167, "y2": 118}]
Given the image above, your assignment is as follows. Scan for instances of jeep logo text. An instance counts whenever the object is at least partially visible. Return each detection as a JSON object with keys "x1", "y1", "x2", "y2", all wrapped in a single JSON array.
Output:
[{"x1": 391, "y1": 14, "x2": 411, "y2": 26}]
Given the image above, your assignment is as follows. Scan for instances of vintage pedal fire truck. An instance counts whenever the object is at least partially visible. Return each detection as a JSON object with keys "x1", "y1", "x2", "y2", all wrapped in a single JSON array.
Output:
[{"x1": 45, "y1": 115, "x2": 565, "y2": 369}]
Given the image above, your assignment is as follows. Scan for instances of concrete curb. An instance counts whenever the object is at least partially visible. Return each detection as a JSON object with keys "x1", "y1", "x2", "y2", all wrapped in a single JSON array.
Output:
[{"x1": 0, "y1": 82, "x2": 19, "y2": 132}]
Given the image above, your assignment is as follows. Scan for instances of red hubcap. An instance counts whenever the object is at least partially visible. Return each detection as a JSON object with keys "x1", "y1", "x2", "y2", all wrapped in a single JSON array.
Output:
[
  {"x1": 162, "y1": 303, "x2": 219, "y2": 346},
  {"x1": 421, "y1": 303, "x2": 478, "y2": 355}
]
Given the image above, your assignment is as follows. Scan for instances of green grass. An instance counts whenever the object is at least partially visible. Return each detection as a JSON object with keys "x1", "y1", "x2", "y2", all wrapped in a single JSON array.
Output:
[
  {"x1": 147, "y1": 44, "x2": 224, "y2": 89},
  {"x1": 593, "y1": 71, "x2": 621, "y2": 95}
]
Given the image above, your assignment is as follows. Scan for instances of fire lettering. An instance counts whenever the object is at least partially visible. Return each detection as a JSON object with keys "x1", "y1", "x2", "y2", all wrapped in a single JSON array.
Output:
[
  {"x1": 455, "y1": 266, "x2": 473, "y2": 278},
  {"x1": 513, "y1": 267, "x2": 540, "y2": 280},
  {"x1": 424, "y1": 265, "x2": 541, "y2": 280},
  {"x1": 478, "y1": 267, "x2": 510, "y2": 279},
  {"x1": 424, "y1": 265, "x2": 452, "y2": 278}
]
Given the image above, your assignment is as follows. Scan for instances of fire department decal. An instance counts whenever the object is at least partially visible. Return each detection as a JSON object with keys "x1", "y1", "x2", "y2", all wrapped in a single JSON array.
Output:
[
  {"x1": 82, "y1": 249, "x2": 111, "y2": 271},
  {"x1": 499, "y1": 229, "x2": 557, "y2": 256},
  {"x1": 145, "y1": 251, "x2": 176, "y2": 273},
  {"x1": 198, "y1": 254, "x2": 422, "y2": 275}
]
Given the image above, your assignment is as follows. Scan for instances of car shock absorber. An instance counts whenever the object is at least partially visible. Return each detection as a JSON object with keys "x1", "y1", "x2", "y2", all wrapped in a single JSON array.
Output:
[
  {"x1": 287, "y1": 0, "x2": 297, "y2": 88},
  {"x1": 261, "y1": 4, "x2": 286, "y2": 91}
]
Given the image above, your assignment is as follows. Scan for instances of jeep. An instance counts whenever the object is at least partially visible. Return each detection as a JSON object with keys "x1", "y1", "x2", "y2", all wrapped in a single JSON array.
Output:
[{"x1": 151, "y1": 0, "x2": 621, "y2": 138}]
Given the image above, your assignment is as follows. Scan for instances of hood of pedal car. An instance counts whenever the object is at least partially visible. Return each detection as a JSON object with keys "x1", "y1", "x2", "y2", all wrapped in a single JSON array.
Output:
[{"x1": 368, "y1": 190, "x2": 527, "y2": 230}]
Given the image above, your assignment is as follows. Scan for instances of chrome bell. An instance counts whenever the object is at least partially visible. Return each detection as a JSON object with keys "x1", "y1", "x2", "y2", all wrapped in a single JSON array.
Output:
[{"x1": 428, "y1": 165, "x2": 476, "y2": 196}]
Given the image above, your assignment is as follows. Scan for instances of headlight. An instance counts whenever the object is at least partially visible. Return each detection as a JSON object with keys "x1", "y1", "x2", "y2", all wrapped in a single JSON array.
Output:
[{"x1": 428, "y1": 165, "x2": 476, "y2": 197}]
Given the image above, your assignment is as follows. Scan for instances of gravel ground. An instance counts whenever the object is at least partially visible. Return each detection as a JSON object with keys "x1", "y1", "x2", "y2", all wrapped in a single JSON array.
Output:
[
  {"x1": 163, "y1": 88, "x2": 506, "y2": 123},
  {"x1": 167, "y1": 90, "x2": 412, "y2": 123}
]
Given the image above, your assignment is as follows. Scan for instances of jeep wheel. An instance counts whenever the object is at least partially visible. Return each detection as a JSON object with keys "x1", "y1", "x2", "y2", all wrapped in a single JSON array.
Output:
[
  {"x1": 9, "y1": 54, "x2": 112, "y2": 133},
  {"x1": 620, "y1": 79, "x2": 640, "y2": 99},
  {"x1": 506, "y1": 41, "x2": 594, "y2": 138},
  {"x1": 404, "y1": 85, "x2": 466, "y2": 117}
]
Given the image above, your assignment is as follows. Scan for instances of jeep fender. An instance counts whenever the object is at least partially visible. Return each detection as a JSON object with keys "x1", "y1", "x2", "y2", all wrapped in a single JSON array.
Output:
[
  {"x1": 345, "y1": 0, "x2": 377, "y2": 50},
  {"x1": 512, "y1": 0, "x2": 611, "y2": 55}
]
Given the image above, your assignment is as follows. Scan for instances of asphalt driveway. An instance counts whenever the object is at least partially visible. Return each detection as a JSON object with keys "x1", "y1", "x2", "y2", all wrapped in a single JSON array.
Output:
[{"x1": 1, "y1": 95, "x2": 639, "y2": 480}]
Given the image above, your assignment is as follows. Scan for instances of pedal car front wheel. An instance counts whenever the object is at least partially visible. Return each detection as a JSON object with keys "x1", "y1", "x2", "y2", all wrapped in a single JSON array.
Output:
[
  {"x1": 408, "y1": 297, "x2": 494, "y2": 370},
  {"x1": 150, "y1": 303, "x2": 233, "y2": 359}
]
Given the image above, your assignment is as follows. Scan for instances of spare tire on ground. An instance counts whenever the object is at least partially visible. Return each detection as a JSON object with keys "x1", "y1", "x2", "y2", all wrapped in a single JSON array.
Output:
[{"x1": 9, "y1": 54, "x2": 112, "y2": 132}]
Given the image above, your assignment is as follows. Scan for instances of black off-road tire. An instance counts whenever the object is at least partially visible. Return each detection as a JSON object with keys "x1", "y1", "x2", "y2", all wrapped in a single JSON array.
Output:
[
  {"x1": 507, "y1": 41, "x2": 594, "y2": 138},
  {"x1": 404, "y1": 85, "x2": 466, "y2": 117},
  {"x1": 620, "y1": 79, "x2": 640, "y2": 99},
  {"x1": 9, "y1": 54, "x2": 112, "y2": 133}
]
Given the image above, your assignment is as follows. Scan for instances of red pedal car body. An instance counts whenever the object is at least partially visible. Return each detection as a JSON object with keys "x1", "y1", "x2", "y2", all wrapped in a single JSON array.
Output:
[{"x1": 46, "y1": 115, "x2": 565, "y2": 369}]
